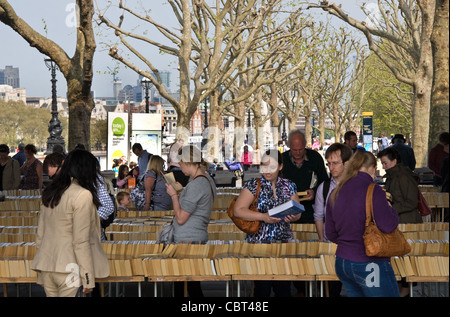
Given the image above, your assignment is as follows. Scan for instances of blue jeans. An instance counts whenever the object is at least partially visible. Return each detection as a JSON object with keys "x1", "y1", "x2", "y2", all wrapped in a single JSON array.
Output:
[{"x1": 335, "y1": 256, "x2": 399, "y2": 297}]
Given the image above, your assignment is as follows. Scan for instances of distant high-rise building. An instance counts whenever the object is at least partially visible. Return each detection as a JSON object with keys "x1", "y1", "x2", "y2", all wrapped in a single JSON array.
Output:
[
  {"x1": 0, "y1": 66, "x2": 20, "y2": 88},
  {"x1": 113, "y1": 80, "x2": 122, "y2": 100},
  {"x1": 159, "y1": 71, "x2": 171, "y2": 89}
]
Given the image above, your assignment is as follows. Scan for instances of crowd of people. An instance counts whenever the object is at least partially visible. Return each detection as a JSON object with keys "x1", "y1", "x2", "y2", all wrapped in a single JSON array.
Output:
[{"x1": 0, "y1": 128, "x2": 447, "y2": 298}]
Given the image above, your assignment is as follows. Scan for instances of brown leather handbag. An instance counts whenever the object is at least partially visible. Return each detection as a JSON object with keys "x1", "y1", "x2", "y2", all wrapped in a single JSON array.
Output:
[
  {"x1": 227, "y1": 178, "x2": 261, "y2": 234},
  {"x1": 363, "y1": 183, "x2": 411, "y2": 257}
]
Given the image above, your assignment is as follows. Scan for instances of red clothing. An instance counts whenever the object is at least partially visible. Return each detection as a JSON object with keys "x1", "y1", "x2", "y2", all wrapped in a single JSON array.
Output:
[
  {"x1": 241, "y1": 151, "x2": 252, "y2": 166},
  {"x1": 428, "y1": 144, "x2": 448, "y2": 177}
]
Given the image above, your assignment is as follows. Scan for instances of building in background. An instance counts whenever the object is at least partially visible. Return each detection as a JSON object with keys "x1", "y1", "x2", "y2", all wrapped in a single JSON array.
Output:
[{"x1": 0, "y1": 66, "x2": 20, "y2": 88}]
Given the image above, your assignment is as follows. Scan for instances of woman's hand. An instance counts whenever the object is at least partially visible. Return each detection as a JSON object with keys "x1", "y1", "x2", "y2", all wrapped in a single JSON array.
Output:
[
  {"x1": 165, "y1": 183, "x2": 177, "y2": 197},
  {"x1": 261, "y1": 213, "x2": 281, "y2": 224},
  {"x1": 83, "y1": 287, "x2": 93, "y2": 294},
  {"x1": 283, "y1": 213, "x2": 301, "y2": 223}
]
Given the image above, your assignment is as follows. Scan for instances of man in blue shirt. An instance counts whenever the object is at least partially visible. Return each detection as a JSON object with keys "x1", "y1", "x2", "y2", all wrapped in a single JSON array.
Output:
[{"x1": 132, "y1": 143, "x2": 152, "y2": 182}]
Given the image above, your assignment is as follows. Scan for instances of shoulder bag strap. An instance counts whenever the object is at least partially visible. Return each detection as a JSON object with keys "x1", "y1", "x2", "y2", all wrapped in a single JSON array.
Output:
[
  {"x1": 194, "y1": 174, "x2": 215, "y2": 198},
  {"x1": 250, "y1": 178, "x2": 261, "y2": 208},
  {"x1": 365, "y1": 183, "x2": 376, "y2": 227}
]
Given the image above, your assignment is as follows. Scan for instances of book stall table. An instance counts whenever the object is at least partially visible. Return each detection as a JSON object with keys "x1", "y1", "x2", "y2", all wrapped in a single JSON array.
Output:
[
  {"x1": 406, "y1": 276, "x2": 449, "y2": 297},
  {"x1": 97, "y1": 276, "x2": 146, "y2": 297},
  {"x1": 315, "y1": 275, "x2": 340, "y2": 297},
  {"x1": 0, "y1": 277, "x2": 37, "y2": 297},
  {"x1": 232, "y1": 275, "x2": 315, "y2": 297},
  {"x1": 147, "y1": 275, "x2": 231, "y2": 297}
]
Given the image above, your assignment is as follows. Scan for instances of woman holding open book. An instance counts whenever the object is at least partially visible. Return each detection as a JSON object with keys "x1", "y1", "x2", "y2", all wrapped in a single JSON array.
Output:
[
  {"x1": 325, "y1": 151, "x2": 399, "y2": 297},
  {"x1": 165, "y1": 145, "x2": 216, "y2": 296},
  {"x1": 31, "y1": 149, "x2": 109, "y2": 297},
  {"x1": 233, "y1": 149, "x2": 301, "y2": 297}
]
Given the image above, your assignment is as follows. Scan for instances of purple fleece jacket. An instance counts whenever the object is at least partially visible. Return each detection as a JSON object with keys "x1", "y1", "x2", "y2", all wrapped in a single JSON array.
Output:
[{"x1": 325, "y1": 171, "x2": 399, "y2": 262}]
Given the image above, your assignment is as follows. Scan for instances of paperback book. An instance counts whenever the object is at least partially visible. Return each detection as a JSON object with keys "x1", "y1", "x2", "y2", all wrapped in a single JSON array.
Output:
[{"x1": 161, "y1": 172, "x2": 183, "y2": 192}]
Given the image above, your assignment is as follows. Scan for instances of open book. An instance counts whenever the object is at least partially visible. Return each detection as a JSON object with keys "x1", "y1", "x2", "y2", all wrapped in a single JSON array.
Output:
[
  {"x1": 268, "y1": 200, "x2": 304, "y2": 220},
  {"x1": 161, "y1": 172, "x2": 183, "y2": 192}
]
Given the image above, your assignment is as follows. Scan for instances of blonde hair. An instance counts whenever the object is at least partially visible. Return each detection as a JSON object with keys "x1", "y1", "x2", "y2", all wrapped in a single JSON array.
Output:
[
  {"x1": 146, "y1": 155, "x2": 165, "y2": 174},
  {"x1": 330, "y1": 150, "x2": 377, "y2": 204},
  {"x1": 178, "y1": 145, "x2": 209, "y2": 170},
  {"x1": 116, "y1": 191, "x2": 130, "y2": 204}
]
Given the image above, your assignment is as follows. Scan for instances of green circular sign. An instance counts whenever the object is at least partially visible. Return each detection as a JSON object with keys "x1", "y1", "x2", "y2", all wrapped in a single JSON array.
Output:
[{"x1": 112, "y1": 117, "x2": 125, "y2": 137}]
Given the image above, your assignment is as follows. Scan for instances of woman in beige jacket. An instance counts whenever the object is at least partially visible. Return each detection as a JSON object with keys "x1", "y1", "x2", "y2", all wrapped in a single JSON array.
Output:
[{"x1": 31, "y1": 149, "x2": 109, "y2": 297}]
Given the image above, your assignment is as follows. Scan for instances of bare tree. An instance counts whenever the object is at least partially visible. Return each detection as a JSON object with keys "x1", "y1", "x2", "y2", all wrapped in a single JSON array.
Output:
[
  {"x1": 309, "y1": 0, "x2": 445, "y2": 167},
  {"x1": 430, "y1": 0, "x2": 449, "y2": 148},
  {"x1": 98, "y1": 0, "x2": 286, "y2": 140},
  {"x1": 0, "y1": 0, "x2": 97, "y2": 150}
]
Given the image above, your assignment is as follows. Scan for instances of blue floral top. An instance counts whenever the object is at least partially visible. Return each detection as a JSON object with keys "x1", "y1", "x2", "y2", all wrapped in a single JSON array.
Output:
[{"x1": 243, "y1": 177, "x2": 297, "y2": 243}]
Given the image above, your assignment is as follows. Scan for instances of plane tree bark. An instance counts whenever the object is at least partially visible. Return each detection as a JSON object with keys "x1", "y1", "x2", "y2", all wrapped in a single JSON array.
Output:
[{"x1": 0, "y1": 0, "x2": 97, "y2": 151}]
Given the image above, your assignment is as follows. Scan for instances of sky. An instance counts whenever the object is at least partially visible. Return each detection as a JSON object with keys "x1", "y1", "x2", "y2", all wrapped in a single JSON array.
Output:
[{"x1": 0, "y1": 0, "x2": 369, "y2": 99}]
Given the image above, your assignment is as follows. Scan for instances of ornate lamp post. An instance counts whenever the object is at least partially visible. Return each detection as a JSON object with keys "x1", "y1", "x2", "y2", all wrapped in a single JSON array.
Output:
[
  {"x1": 201, "y1": 97, "x2": 208, "y2": 149},
  {"x1": 141, "y1": 77, "x2": 151, "y2": 113},
  {"x1": 44, "y1": 58, "x2": 65, "y2": 154},
  {"x1": 282, "y1": 118, "x2": 287, "y2": 141}
]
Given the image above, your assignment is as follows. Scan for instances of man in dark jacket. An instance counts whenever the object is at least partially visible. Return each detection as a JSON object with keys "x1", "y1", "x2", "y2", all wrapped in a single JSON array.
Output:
[
  {"x1": 392, "y1": 134, "x2": 416, "y2": 171},
  {"x1": 281, "y1": 129, "x2": 328, "y2": 224}
]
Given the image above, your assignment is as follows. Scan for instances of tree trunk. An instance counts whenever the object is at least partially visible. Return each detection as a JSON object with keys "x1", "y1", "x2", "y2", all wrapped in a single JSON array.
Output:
[
  {"x1": 412, "y1": 1, "x2": 435, "y2": 167},
  {"x1": 430, "y1": 0, "x2": 450, "y2": 149}
]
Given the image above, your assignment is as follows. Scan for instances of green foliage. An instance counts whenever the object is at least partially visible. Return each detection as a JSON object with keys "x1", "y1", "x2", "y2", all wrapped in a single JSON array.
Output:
[
  {"x1": 90, "y1": 118, "x2": 107, "y2": 148},
  {"x1": 361, "y1": 54, "x2": 413, "y2": 137},
  {"x1": 0, "y1": 100, "x2": 53, "y2": 148}
]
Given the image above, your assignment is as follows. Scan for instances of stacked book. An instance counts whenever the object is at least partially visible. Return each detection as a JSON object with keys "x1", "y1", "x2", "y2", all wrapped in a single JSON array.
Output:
[{"x1": 391, "y1": 256, "x2": 449, "y2": 278}]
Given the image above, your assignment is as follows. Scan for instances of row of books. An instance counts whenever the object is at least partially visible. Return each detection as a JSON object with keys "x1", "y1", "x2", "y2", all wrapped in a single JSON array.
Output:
[
  {"x1": 0, "y1": 226, "x2": 36, "y2": 234},
  {"x1": 397, "y1": 222, "x2": 449, "y2": 232},
  {"x1": 0, "y1": 242, "x2": 36, "y2": 258},
  {"x1": 391, "y1": 256, "x2": 449, "y2": 278},
  {"x1": 0, "y1": 216, "x2": 38, "y2": 227},
  {"x1": 115, "y1": 210, "x2": 230, "y2": 221},
  {"x1": 0, "y1": 211, "x2": 39, "y2": 217},
  {"x1": 421, "y1": 192, "x2": 449, "y2": 207},
  {"x1": 0, "y1": 233, "x2": 35, "y2": 243},
  {"x1": 1, "y1": 239, "x2": 448, "y2": 261},
  {"x1": 1, "y1": 255, "x2": 448, "y2": 279},
  {"x1": 0, "y1": 199, "x2": 41, "y2": 211},
  {"x1": 0, "y1": 259, "x2": 37, "y2": 278},
  {"x1": 103, "y1": 230, "x2": 447, "y2": 244},
  {"x1": 0, "y1": 189, "x2": 42, "y2": 197}
]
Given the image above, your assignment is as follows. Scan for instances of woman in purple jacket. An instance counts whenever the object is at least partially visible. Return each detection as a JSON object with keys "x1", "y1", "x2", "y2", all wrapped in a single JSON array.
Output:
[{"x1": 326, "y1": 151, "x2": 400, "y2": 297}]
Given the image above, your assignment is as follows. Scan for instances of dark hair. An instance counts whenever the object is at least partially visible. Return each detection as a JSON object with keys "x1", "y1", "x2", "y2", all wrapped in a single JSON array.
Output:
[
  {"x1": 132, "y1": 143, "x2": 143, "y2": 151},
  {"x1": 439, "y1": 132, "x2": 449, "y2": 145},
  {"x1": 43, "y1": 152, "x2": 65, "y2": 174},
  {"x1": 118, "y1": 164, "x2": 129, "y2": 180},
  {"x1": 25, "y1": 144, "x2": 37, "y2": 154},
  {"x1": 262, "y1": 149, "x2": 283, "y2": 166},
  {"x1": 330, "y1": 150, "x2": 377, "y2": 204},
  {"x1": 344, "y1": 131, "x2": 356, "y2": 141},
  {"x1": 377, "y1": 147, "x2": 401, "y2": 163},
  {"x1": 325, "y1": 143, "x2": 353, "y2": 163},
  {"x1": 0, "y1": 144, "x2": 9, "y2": 153},
  {"x1": 42, "y1": 149, "x2": 101, "y2": 208}
]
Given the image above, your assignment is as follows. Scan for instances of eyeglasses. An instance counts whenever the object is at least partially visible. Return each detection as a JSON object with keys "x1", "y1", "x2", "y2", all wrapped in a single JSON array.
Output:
[{"x1": 326, "y1": 161, "x2": 343, "y2": 167}]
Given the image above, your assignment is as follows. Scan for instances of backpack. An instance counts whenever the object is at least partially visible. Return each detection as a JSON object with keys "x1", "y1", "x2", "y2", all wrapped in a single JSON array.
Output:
[
  {"x1": 322, "y1": 179, "x2": 331, "y2": 207},
  {"x1": 101, "y1": 193, "x2": 117, "y2": 229}
]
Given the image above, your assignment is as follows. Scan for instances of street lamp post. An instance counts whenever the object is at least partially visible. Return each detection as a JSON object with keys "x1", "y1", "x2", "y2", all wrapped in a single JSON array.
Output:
[
  {"x1": 44, "y1": 58, "x2": 65, "y2": 154},
  {"x1": 201, "y1": 97, "x2": 208, "y2": 149},
  {"x1": 282, "y1": 118, "x2": 287, "y2": 141},
  {"x1": 141, "y1": 77, "x2": 151, "y2": 113}
]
